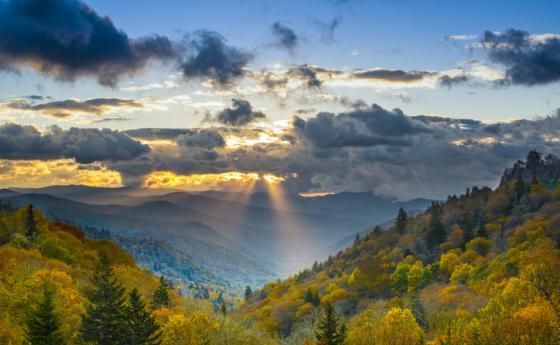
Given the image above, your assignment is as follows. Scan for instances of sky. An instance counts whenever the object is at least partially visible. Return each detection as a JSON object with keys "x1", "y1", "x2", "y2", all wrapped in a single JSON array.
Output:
[{"x1": 0, "y1": 0, "x2": 560, "y2": 200}]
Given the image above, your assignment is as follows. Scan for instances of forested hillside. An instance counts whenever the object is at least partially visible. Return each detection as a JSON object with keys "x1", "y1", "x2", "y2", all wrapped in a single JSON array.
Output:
[
  {"x1": 0, "y1": 203, "x2": 274, "y2": 344},
  {"x1": 1, "y1": 151, "x2": 559, "y2": 345},
  {"x1": 236, "y1": 151, "x2": 560, "y2": 344}
]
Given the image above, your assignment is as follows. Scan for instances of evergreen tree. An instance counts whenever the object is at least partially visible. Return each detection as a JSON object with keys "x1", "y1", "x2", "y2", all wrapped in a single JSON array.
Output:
[
  {"x1": 25, "y1": 204, "x2": 38, "y2": 241},
  {"x1": 354, "y1": 233, "x2": 360, "y2": 245},
  {"x1": 244, "y1": 286, "x2": 252, "y2": 301},
  {"x1": 126, "y1": 288, "x2": 162, "y2": 345},
  {"x1": 79, "y1": 253, "x2": 128, "y2": 345},
  {"x1": 26, "y1": 286, "x2": 65, "y2": 345},
  {"x1": 314, "y1": 303, "x2": 346, "y2": 345},
  {"x1": 395, "y1": 207, "x2": 408, "y2": 234},
  {"x1": 515, "y1": 172, "x2": 526, "y2": 203},
  {"x1": 304, "y1": 287, "x2": 320, "y2": 306},
  {"x1": 151, "y1": 276, "x2": 172, "y2": 309},
  {"x1": 425, "y1": 204, "x2": 447, "y2": 250}
]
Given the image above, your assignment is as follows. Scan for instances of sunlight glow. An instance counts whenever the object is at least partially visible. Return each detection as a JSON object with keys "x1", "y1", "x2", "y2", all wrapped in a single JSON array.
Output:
[{"x1": 143, "y1": 171, "x2": 286, "y2": 190}]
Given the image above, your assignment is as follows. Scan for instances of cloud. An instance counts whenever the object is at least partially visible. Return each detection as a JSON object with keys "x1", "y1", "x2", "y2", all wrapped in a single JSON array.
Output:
[
  {"x1": 179, "y1": 30, "x2": 253, "y2": 88},
  {"x1": 351, "y1": 69, "x2": 434, "y2": 83},
  {"x1": 271, "y1": 22, "x2": 299, "y2": 53},
  {"x1": 0, "y1": 0, "x2": 177, "y2": 87},
  {"x1": 444, "y1": 34, "x2": 477, "y2": 41},
  {"x1": 176, "y1": 129, "x2": 225, "y2": 149},
  {"x1": 316, "y1": 17, "x2": 341, "y2": 44},
  {"x1": 481, "y1": 29, "x2": 560, "y2": 86},
  {"x1": 210, "y1": 99, "x2": 266, "y2": 126},
  {"x1": 293, "y1": 103, "x2": 431, "y2": 148},
  {"x1": 287, "y1": 65, "x2": 324, "y2": 88},
  {"x1": 0, "y1": 123, "x2": 149, "y2": 163},
  {"x1": 100, "y1": 107, "x2": 560, "y2": 199},
  {"x1": 5, "y1": 98, "x2": 144, "y2": 118}
]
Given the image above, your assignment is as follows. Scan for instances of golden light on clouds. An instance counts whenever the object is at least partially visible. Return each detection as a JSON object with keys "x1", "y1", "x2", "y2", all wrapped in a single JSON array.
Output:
[
  {"x1": 0, "y1": 160, "x2": 122, "y2": 188},
  {"x1": 143, "y1": 171, "x2": 285, "y2": 190},
  {"x1": 225, "y1": 132, "x2": 289, "y2": 149}
]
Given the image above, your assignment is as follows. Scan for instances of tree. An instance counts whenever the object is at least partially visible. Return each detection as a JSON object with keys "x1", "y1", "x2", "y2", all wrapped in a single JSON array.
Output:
[
  {"x1": 425, "y1": 205, "x2": 447, "y2": 250},
  {"x1": 126, "y1": 288, "x2": 162, "y2": 345},
  {"x1": 244, "y1": 286, "x2": 252, "y2": 301},
  {"x1": 395, "y1": 208, "x2": 408, "y2": 234},
  {"x1": 79, "y1": 253, "x2": 128, "y2": 345},
  {"x1": 25, "y1": 204, "x2": 38, "y2": 241},
  {"x1": 314, "y1": 303, "x2": 346, "y2": 345},
  {"x1": 304, "y1": 287, "x2": 320, "y2": 306},
  {"x1": 151, "y1": 276, "x2": 172, "y2": 309},
  {"x1": 376, "y1": 308, "x2": 424, "y2": 345},
  {"x1": 26, "y1": 286, "x2": 65, "y2": 345},
  {"x1": 515, "y1": 172, "x2": 526, "y2": 203}
]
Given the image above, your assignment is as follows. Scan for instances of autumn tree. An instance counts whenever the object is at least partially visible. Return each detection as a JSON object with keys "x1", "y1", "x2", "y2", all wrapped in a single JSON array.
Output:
[
  {"x1": 395, "y1": 208, "x2": 408, "y2": 234},
  {"x1": 151, "y1": 276, "x2": 172, "y2": 309},
  {"x1": 315, "y1": 303, "x2": 346, "y2": 345},
  {"x1": 26, "y1": 286, "x2": 65, "y2": 345},
  {"x1": 376, "y1": 308, "x2": 424, "y2": 345},
  {"x1": 126, "y1": 288, "x2": 162, "y2": 345},
  {"x1": 79, "y1": 253, "x2": 128, "y2": 345}
]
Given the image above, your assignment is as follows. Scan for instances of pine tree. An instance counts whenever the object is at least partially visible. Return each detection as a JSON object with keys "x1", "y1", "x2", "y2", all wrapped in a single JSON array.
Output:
[
  {"x1": 244, "y1": 286, "x2": 252, "y2": 301},
  {"x1": 151, "y1": 276, "x2": 172, "y2": 309},
  {"x1": 515, "y1": 171, "x2": 526, "y2": 203},
  {"x1": 314, "y1": 303, "x2": 346, "y2": 345},
  {"x1": 126, "y1": 288, "x2": 162, "y2": 345},
  {"x1": 426, "y1": 204, "x2": 447, "y2": 250},
  {"x1": 26, "y1": 286, "x2": 65, "y2": 345},
  {"x1": 395, "y1": 207, "x2": 408, "y2": 234},
  {"x1": 79, "y1": 253, "x2": 128, "y2": 345},
  {"x1": 25, "y1": 204, "x2": 38, "y2": 241}
]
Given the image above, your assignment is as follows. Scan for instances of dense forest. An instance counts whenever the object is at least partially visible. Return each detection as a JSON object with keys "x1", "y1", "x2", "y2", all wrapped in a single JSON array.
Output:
[
  {"x1": 236, "y1": 151, "x2": 560, "y2": 344},
  {"x1": 1, "y1": 151, "x2": 559, "y2": 344}
]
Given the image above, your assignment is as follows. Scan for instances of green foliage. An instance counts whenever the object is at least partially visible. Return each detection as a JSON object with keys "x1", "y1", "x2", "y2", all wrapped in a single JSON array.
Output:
[
  {"x1": 425, "y1": 204, "x2": 447, "y2": 250},
  {"x1": 151, "y1": 276, "x2": 172, "y2": 310},
  {"x1": 126, "y1": 288, "x2": 162, "y2": 345},
  {"x1": 79, "y1": 254, "x2": 129, "y2": 345},
  {"x1": 26, "y1": 286, "x2": 65, "y2": 345},
  {"x1": 395, "y1": 207, "x2": 408, "y2": 234},
  {"x1": 314, "y1": 303, "x2": 346, "y2": 345},
  {"x1": 38, "y1": 238, "x2": 75, "y2": 265},
  {"x1": 25, "y1": 204, "x2": 38, "y2": 242}
]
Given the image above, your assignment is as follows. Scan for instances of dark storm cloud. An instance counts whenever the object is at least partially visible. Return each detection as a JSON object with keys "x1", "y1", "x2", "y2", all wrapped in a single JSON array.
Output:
[
  {"x1": 0, "y1": 123, "x2": 149, "y2": 163},
  {"x1": 351, "y1": 69, "x2": 434, "y2": 82},
  {"x1": 271, "y1": 22, "x2": 299, "y2": 53},
  {"x1": 210, "y1": 99, "x2": 266, "y2": 126},
  {"x1": 177, "y1": 129, "x2": 225, "y2": 149},
  {"x1": 293, "y1": 104, "x2": 431, "y2": 148},
  {"x1": 104, "y1": 108, "x2": 560, "y2": 199},
  {"x1": 6, "y1": 98, "x2": 143, "y2": 118},
  {"x1": 0, "y1": 0, "x2": 177, "y2": 87},
  {"x1": 179, "y1": 30, "x2": 253, "y2": 88},
  {"x1": 481, "y1": 29, "x2": 560, "y2": 86}
]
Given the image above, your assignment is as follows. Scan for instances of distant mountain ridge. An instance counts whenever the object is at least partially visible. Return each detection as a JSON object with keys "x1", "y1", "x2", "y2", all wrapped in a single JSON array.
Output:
[{"x1": 1, "y1": 186, "x2": 432, "y2": 286}]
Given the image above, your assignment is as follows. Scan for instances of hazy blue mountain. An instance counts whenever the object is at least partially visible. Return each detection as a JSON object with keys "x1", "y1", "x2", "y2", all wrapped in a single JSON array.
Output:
[{"x1": 1, "y1": 186, "x2": 432, "y2": 284}]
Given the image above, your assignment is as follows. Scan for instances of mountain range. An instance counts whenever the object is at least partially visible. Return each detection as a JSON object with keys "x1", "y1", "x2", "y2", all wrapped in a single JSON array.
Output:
[{"x1": 0, "y1": 185, "x2": 431, "y2": 288}]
